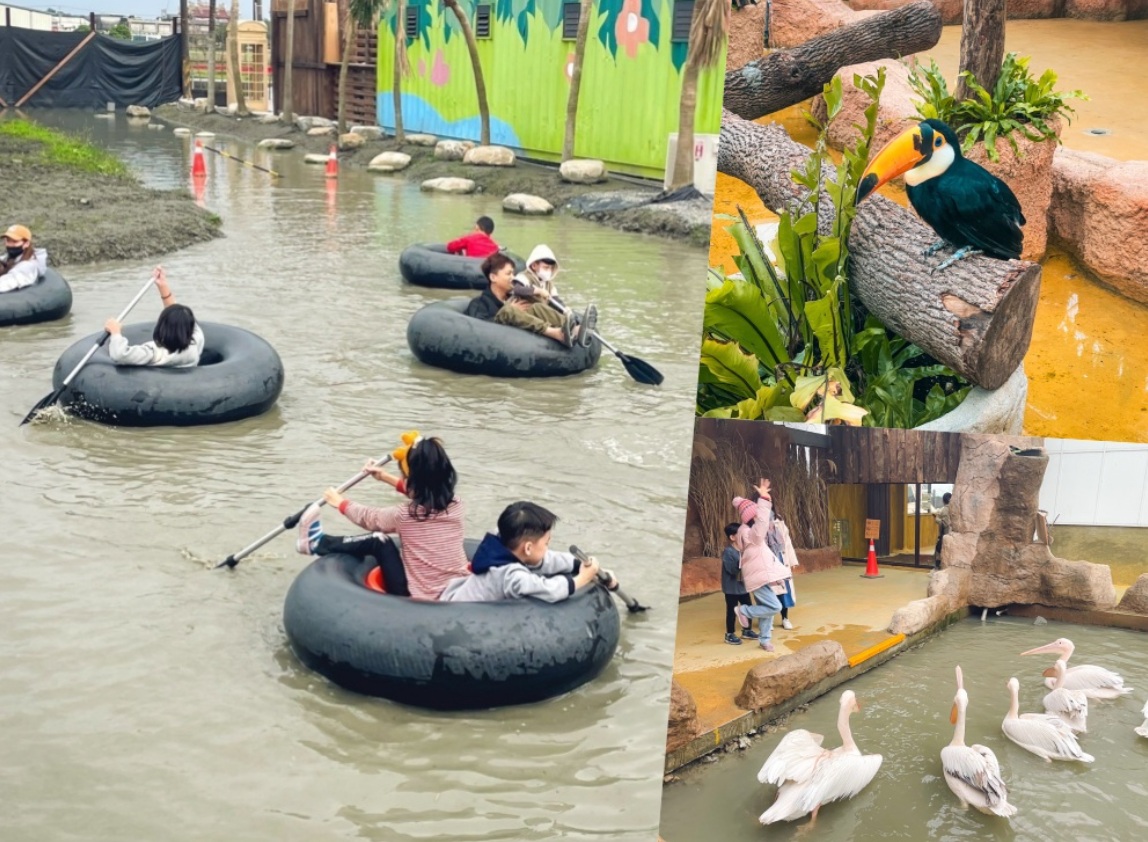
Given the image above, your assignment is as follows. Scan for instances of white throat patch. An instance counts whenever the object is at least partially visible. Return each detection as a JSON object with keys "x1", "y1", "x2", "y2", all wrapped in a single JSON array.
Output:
[{"x1": 904, "y1": 143, "x2": 954, "y2": 187}]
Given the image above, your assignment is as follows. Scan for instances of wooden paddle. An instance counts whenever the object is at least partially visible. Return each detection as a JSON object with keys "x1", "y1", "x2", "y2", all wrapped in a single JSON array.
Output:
[
  {"x1": 569, "y1": 545, "x2": 649, "y2": 613},
  {"x1": 20, "y1": 273, "x2": 158, "y2": 425},
  {"x1": 215, "y1": 454, "x2": 395, "y2": 569}
]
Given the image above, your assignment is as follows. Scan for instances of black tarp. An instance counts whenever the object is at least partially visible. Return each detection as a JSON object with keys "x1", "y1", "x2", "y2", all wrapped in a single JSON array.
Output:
[{"x1": 0, "y1": 27, "x2": 181, "y2": 109}]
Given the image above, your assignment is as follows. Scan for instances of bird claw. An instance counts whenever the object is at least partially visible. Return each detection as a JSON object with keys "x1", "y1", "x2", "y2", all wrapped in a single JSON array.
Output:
[
  {"x1": 922, "y1": 241, "x2": 949, "y2": 258},
  {"x1": 931, "y1": 247, "x2": 983, "y2": 274}
]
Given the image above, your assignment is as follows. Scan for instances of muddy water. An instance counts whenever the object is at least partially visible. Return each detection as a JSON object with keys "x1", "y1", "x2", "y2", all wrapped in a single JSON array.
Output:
[
  {"x1": 714, "y1": 19, "x2": 1148, "y2": 440},
  {"x1": 661, "y1": 617, "x2": 1148, "y2": 841},
  {"x1": 0, "y1": 111, "x2": 704, "y2": 839}
]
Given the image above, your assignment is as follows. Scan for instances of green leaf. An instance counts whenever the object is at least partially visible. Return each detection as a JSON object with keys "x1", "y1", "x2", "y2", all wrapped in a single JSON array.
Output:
[
  {"x1": 804, "y1": 292, "x2": 845, "y2": 367},
  {"x1": 698, "y1": 338, "x2": 763, "y2": 399},
  {"x1": 704, "y1": 280, "x2": 789, "y2": 369}
]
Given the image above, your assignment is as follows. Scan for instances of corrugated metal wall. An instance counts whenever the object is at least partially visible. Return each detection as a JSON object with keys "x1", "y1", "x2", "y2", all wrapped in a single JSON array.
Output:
[{"x1": 375, "y1": 0, "x2": 723, "y2": 178}]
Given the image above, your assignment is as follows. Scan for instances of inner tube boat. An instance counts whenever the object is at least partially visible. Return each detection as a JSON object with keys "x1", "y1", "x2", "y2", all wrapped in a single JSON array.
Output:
[
  {"x1": 283, "y1": 544, "x2": 621, "y2": 710},
  {"x1": 0, "y1": 269, "x2": 73, "y2": 327},
  {"x1": 51, "y1": 321, "x2": 284, "y2": 426},
  {"x1": 399, "y1": 243, "x2": 525, "y2": 290},
  {"x1": 407, "y1": 298, "x2": 601, "y2": 378}
]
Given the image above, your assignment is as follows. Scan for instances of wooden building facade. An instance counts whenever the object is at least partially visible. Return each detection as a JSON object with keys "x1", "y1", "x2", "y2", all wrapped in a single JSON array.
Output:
[
  {"x1": 270, "y1": 0, "x2": 377, "y2": 126},
  {"x1": 684, "y1": 421, "x2": 967, "y2": 566}
]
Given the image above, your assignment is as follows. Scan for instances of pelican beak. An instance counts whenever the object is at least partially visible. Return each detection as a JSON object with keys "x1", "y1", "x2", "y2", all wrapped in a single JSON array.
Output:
[
  {"x1": 856, "y1": 126, "x2": 927, "y2": 203},
  {"x1": 950, "y1": 702, "x2": 958, "y2": 725},
  {"x1": 1021, "y1": 642, "x2": 1062, "y2": 656},
  {"x1": 1042, "y1": 667, "x2": 1057, "y2": 679}
]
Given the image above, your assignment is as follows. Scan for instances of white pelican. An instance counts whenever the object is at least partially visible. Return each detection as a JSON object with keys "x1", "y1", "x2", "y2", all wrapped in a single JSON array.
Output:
[
  {"x1": 1001, "y1": 677, "x2": 1093, "y2": 763},
  {"x1": 942, "y1": 666, "x2": 1017, "y2": 817},
  {"x1": 1020, "y1": 637, "x2": 1131, "y2": 699},
  {"x1": 1041, "y1": 659, "x2": 1089, "y2": 733},
  {"x1": 1136, "y1": 699, "x2": 1148, "y2": 739},
  {"x1": 757, "y1": 689, "x2": 883, "y2": 825}
]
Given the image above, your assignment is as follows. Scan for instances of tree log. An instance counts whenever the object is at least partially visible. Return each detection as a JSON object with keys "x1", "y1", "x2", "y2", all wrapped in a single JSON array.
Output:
[
  {"x1": 955, "y1": 0, "x2": 1006, "y2": 102},
  {"x1": 723, "y1": 1, "x2": 943, "y2": 120},
  {"x1": 717, "y1": 114, "x2": 1040, "y2": 391}
]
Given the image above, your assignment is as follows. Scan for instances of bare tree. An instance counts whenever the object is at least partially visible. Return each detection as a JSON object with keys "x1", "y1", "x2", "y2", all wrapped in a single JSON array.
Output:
[
  {"x1": 955, "y1": 0, "x2": 1006, "y2": 101},
  {"x1": 282, "y1": 0, "x2": 296, "y2": 122},
  {"x1": 338, "y1": 0, "x2": 384, "y2": 134},
  {"x1": 393, "y1": 0, "x2": 409, "y2": 141},
  {"x1": 227, "y1": 0, "x2": 249, "y2": 115},
  {"x1": 206, "y1": 0, "x2": 217, "y2": 112},
  {"x1": 442, "y1": 0, "x2": 490, "y2": 145},
  {"x1": 561, "y1": 0, "x2": 592, "y2": 161},
  {"x1": 669, "y1": 0, "x2": 728, "y2": 189}
]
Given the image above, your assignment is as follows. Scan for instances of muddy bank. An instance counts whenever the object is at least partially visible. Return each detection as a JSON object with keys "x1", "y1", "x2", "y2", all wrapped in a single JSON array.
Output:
[
  {"x1": 1, "y1": 122, "x2": 222, "y2": 266},
  {"x1": 152, "y1": 104, "x2": 712, "y2": 248}
]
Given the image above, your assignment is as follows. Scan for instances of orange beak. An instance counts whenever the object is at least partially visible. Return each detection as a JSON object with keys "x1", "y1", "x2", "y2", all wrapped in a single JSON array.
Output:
[
  {"x1": 1042, "y1": 667, "x2": 1057, "y2": 679},
  {"x1": 950, "y1": 702, "x2": 958, "y2": 725},
  {"x1": 856, "y1": 126, "x2": 927, "y2": 203}
]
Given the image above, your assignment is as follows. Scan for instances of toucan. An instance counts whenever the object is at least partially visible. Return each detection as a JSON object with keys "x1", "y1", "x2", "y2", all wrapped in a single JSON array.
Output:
[{"x1": 855, "y1": 119, "x2": 1025, "y2": 272}]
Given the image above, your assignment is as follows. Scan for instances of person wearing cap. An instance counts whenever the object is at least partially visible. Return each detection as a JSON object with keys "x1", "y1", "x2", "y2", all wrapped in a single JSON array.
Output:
[
  {"x1": 729, "y1": 479, "x2": 784, "y2": 652},
  {"x1": 105, "y1": 266, "x2": 204, "y2": 368},
  {"x1": 0, "y1": 224, "x2": 48, "y2": 293},
  {"x1": 445, "y1": 216, "x2": 500, "y2": 258}
]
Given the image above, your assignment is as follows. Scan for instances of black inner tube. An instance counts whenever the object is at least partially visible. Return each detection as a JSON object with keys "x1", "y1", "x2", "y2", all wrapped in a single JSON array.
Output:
[
  {"x1": 407, "y1": 298, "x2": 601, "y2": 378},
  {"x1": 283, "y1": 551, "x2": 621, "y2": 710},
  {"x1": 51, "y1": 321, "x2": 284, "y2": 426},
  {"x1": 0, "y1": 269, "x2": 72, "y2": 328}
]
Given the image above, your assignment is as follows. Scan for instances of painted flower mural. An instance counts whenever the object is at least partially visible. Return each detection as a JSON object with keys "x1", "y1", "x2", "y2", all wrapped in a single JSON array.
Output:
[
  {"x1": 615, "y1": 0, "x2": 651, "y2": 58},
  {"x1": 431, "y1": 49, "x2": 451, "y2": 87}
]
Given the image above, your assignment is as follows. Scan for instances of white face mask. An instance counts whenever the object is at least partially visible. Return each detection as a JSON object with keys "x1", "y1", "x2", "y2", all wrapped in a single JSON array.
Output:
[{"x1": 536, "y1": 267, "x2": 554, "y2": 282}]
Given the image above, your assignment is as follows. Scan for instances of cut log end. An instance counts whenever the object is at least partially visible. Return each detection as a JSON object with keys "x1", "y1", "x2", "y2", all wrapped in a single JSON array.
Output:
[{"x1": 972, "y1": 262, "x2": 1042, "y2": 391}]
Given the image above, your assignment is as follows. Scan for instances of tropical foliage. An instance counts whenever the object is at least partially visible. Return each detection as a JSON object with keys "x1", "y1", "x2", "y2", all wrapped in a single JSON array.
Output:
[
  {"x1": 697, "y1": 70, "x2": 970, "y2": 427},
  {"x1": 907, "y1": 53, "x2": 1088, "y2": 162}
]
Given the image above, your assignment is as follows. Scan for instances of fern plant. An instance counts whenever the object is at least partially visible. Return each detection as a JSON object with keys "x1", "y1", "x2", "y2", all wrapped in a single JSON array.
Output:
[{"x1": 907, "y1": 53, "x2": 1088, "y2": 161}]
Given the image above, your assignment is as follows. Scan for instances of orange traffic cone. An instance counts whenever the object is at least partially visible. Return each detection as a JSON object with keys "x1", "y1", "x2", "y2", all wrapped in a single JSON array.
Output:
[
  {"x1": 325, "y1": 144, "x2": 338, "y2": 179},
  {"x1": 192, "y1": 173, "x2": 206, "y2": 207},
  {"x1": 861, "y1": 538, "x2": 883, "y2": 579},
  {"x1": 191, "y1": 139, "x2": 207, "y2": 176}
]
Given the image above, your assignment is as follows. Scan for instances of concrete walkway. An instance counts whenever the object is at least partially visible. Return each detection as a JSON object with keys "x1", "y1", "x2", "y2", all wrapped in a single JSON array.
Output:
[{"x1": 673, "y1": 564, "x2": 932, "y2": 735}]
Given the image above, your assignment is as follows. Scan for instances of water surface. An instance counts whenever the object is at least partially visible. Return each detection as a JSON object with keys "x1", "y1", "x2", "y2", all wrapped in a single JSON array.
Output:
[{"x1": 0, "y1": 109, "x2": 704, "y2": 839}]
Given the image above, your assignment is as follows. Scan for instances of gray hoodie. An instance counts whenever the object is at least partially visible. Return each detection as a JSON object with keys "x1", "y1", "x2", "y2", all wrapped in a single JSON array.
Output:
[{"x1": 439, "y1": 544, "x2": 581, "y2": 603}]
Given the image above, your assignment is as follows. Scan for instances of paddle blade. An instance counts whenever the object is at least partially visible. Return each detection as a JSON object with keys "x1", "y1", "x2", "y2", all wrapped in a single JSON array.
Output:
[
  {"x1": 19, "y1": 389, "x2": 63, "y2": 426},
  {"x1": 616, "y1": 352, "x2": 663, "y2": 386}
]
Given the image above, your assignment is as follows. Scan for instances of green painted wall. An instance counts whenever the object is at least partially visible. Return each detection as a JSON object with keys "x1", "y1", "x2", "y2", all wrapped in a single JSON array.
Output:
[{"x1": 376, "y1": 0, "x2": 724, "y2": 178}]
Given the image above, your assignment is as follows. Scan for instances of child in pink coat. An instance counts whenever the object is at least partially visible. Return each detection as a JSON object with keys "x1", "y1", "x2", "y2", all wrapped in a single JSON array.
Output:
[{"x1": 730, "y1": 478, "x2": 788, "y2": 651}]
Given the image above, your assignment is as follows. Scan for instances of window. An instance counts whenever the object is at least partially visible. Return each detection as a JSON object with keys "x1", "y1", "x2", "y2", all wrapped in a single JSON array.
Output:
[
  {"x1": 671, "y1": 0, "x2": 694, "y2": 43},
  {"x1": 404, "y1": 4, "x2": 419, "y2": 39},
  {"x1": 562, "y1": 1, "x2": 580, "y2": 40},
  {"x1": 475, "y1": 4, "x2": 492, "y2": 38}
]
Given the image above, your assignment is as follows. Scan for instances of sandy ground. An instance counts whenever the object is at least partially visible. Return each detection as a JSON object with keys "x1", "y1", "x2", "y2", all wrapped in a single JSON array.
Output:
[
  {"x1": 152, "y1": 104, "x2": 713, "y2": 247},
  {"x1": 2, "y1": 126, "x2": 222, "y2": 266}
]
